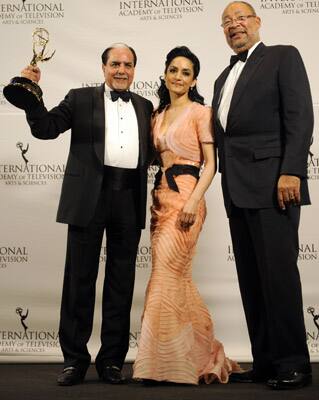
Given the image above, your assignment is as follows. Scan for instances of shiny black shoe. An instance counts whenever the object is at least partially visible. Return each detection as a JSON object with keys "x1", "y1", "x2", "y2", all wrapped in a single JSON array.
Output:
[
  {"x1": 229, "y1": 369, "x2": 270, "y2": 383},
  {"x1": 267, "y1": 371, "x2": 312, "y2": 390},
  {"x1": 98, "y1": 365, "x2": 126, "y2": 384},
  {"x1": 57, "y1": 366, "x2": 86, "y2": 386}
]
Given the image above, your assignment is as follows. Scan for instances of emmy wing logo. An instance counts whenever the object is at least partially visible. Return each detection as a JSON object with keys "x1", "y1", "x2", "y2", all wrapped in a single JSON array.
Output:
[
  {"x1": 308, "y1": 307, "x2": 319, "y2": 335},
  {"x1": 16, "y1": 307, "x2": 29, "y2": 333},
  {"x1": 16, "y1": 142, "x2": 29, "y2": 165},
  {"x1": 307, "y1": 306, "x2": 319, "y2": 355}
]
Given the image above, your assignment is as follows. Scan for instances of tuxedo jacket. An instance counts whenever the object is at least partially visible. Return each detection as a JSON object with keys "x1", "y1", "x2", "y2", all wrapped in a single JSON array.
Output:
[
  {"x1": 26, "y1": 84, "x2": 153, "y2": 228},
  {"x1": 212, "y1": 43, "x2": 313, "y2": 214}
]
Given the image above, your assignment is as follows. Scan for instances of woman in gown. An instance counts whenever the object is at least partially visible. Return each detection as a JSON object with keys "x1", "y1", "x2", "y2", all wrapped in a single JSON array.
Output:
[{"x1": 133, "y1": 46, "x2": 240, "y2": 385}]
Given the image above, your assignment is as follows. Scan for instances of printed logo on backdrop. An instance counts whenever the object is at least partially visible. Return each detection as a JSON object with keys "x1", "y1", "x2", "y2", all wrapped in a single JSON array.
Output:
[
  {"x1": 132, "y1": 80, "x2": 160, "y2": 100},
  {"x1": 0, "y1": 83, "x2": 7, "y2": 106},
  {"x1": 148, "y1": 165, "x2": 159, "y2": 185},
  {"x1": 0, "y1": 307, "x2": 59, "y2": 355},
  {"x1": 118, "y1": 0, "x2": 204, "y2": 21},
  {"x1": 298, "y1": 243, "x2": 318, "y2": 262},
  {"x1": 129, "y1": 331, "x2": 141, "y2": 348},
  {"x1": 306, "y1": 306, "x2": 319, "y2": 354},
  {"x1": 136, "y1": 245, "x2": 152, "y2": 269},
  {"x1": 308, "y1": 136, "x2": 319, "y2": 180},
  {"x1": 99, "y1": 244, "x2": 152, "y2": 269},
  {"x1": 82, "y1": 82, "x2": 101, "y2": 88},
  {"x1": 259, "y1": 0, "x2": 319, "y2": 15},
  {"x1": 227, "y1": 243, "x2": 318, "y2": 262},
  {"x1": 0, "y1": 1, "x2": 65, "y2": 25},
  {"x1": 81, "y1": 81, "x2": 160, "y2": 101},
  {"x1": 16, "y1": 307, "x2": 29, "y2": 333},
  {"x1": 226, "y1": 244, "x2": 235, "y2": 262},
  {"x1": 0, "y1": 141, "x2": 65, "y2": 186},
  {"x1": 0, "y1": 246, "x2": 28, "y2": 269}
]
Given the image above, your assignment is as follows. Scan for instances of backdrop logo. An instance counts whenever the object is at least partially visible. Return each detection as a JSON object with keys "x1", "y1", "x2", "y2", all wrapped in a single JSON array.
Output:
[
  {"x1": 16, "y1": 141, "x2": 29, "y2": 165},
  {"x1": 0, "y1": 1, "x2": 65, "y2": 25},
  {"x1": 118, "y1": 0, "x2": 204, "y2": 21},
  {"x1": 16, "y1": 307, "x2": 29, "y2": 333},
  {"x1": 306, "y1": 306, "x2": 319, "y2": 354},
  {"x1": 148, "y1": 165, "x2": 159, "y2": 185},
  {"x1": 81, "y1": 82, "x2": 101, "y2": 88},
  {"x1": 308, "y1": 137, "x2": 319, "y2": 180},
  {"x1": 81, "y1": 81, "x2": 160, "y2": 100},
  {"x1": 136, "y1": 245, "x2": 152, "y2": 269},
  {"x1": 298, "y1": 243, "x2": 318, "y2": 261},
  {"x1": 259, "y1": 0, "x2": 319, "y2": 14},
  {"x1": 0, "y1": 142, "x2": 65, "y2": 186},
  {"x1": 99, "y1": 244, "x2": 152, "y2": 268},
  {"x1": 227, "y1": 244, "x2": 235, "y2": 262},
  {"x1": 132, "y1": 80, "x2": 160, "y2": 99},
  {"x1": 0, "y1": 83, "x2": 7, "y2": 106},
  {"x1": 129, "y1": 331, "x2": 141, "y2": 348},
  {"x1": 0, "y1": 307, "x2": 59, "y2": 355},
  {"x1": 0, "y1": 246, "x2": 29, "y2": 269}
]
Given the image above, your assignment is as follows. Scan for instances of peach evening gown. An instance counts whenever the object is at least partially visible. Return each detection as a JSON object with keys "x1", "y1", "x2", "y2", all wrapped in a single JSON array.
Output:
[{"x1": 133, "y1": 102, "x2": 240, "y2": 385}]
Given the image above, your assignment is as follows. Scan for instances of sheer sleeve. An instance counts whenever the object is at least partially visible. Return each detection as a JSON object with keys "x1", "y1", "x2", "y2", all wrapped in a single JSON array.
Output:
[{"x1": 196, "y1": 106, "x2": 214, "y2": 143}]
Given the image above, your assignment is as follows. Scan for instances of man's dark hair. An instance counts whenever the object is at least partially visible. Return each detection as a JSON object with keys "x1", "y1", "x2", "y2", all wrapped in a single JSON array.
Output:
[{"x1": 101, "y1": 43, "x2": 137, "y2": 66}]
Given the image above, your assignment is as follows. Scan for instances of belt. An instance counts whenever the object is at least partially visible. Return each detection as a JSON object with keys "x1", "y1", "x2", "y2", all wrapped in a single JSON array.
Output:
[
  {"x1": 154, "y1": 164, "x2": 200, "y2": 192},
  {"x1": 103, "y1": 166, "x2": 138, "y2": 190}
]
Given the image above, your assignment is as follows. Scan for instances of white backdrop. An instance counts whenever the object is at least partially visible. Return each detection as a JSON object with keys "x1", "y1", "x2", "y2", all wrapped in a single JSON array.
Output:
[{"x1": 0, "y1": 0, "x2": 318, "y2": 363}]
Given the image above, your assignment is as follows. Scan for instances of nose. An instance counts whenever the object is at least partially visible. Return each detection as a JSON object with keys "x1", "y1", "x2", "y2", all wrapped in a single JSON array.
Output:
[
  {"x1": 229, "y1": 18, "x2": 240, "y2": 28},
  {"x1": 175, "y1": 70, "x2": 183, "y2": 80},
  {"x1": 118, "y1": 63, "x2": 125, "y2": 73}
]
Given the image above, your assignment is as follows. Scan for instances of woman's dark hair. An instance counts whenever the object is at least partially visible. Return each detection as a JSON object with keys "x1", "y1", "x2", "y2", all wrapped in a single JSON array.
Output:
[{"x1": 156, "y1": 46, "x2": 205, "y2": 114}]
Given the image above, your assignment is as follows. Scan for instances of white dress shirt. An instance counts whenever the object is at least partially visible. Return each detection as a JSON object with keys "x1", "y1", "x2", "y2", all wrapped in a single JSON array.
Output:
[
  {"x1": 104, "y1": 84, "x2": 139, "y2": 169},
  {"x1": 218, "y1": 41, "x2": 261, "y2": 131}
]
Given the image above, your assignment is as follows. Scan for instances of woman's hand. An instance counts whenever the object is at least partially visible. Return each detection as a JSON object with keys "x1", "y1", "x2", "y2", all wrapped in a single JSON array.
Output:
[{"x1": 177, "y1": 198, "x2": 199, "y2": 231}]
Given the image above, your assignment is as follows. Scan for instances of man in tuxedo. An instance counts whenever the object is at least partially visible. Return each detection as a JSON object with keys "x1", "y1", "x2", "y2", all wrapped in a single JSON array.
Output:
[
  {"x1": 21, "y1": 43, "x2": 153, "y2": 385},
  {"x1": 212, "y1": 1, "x2": 313, "y2": 390}
]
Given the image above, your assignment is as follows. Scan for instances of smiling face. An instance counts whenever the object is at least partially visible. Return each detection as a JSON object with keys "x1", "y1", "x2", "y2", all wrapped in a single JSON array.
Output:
[
  {"x1": 102, "y1": 47, "x2": 135, "y2": 91},
  {"x1": 165, "y1": 56, "x2": 196, "y2": 98},
  {"x1": 222, "y1": 2, "x2": 261, "y2": 54}
]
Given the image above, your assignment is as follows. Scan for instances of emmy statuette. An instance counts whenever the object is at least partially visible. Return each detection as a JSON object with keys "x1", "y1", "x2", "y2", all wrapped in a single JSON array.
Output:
[{"x1": 3, "y1": 28, "x2": 55, "y2": 111}]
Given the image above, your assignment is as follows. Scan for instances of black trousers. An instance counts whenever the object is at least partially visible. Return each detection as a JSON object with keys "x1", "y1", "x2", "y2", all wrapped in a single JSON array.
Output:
[
  {"x1": 229, "y1": 205, "x2": 310, "y2": 375},
  {"x1": 59, "y1": 168, "x2": 141, "y2": 371}
]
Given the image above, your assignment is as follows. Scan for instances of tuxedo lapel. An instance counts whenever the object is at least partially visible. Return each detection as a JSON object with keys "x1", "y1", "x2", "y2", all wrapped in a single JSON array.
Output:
[
  {"x1": 131, "y1": 93, "x2": 147, "y2": 167},
  {"x1": 92, "y1": 85, "x2": 105, "y2": 165},
  {"x1": 227, "y1": 43, "x2": 265, "y2": 122}
]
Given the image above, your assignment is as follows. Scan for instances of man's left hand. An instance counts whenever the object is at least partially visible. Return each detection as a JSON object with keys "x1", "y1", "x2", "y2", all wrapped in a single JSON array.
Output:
[{"x1": 277, "y1": 175, "x2": 301, "y2": 210}]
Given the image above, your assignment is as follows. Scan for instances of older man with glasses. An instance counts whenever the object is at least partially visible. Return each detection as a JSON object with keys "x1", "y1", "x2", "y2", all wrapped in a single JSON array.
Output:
[{"x1": 212, "y1": 1, "x2": 313, "y2": 390}]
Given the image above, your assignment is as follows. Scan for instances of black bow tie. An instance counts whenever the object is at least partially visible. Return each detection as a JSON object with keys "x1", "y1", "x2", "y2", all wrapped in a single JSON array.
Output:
[
  {"x1": 229, "y1": 50, "x2": 248, "y2": 68},
  {"x1": 110, "y1": 90, "x2": 131, "y2": 102}
]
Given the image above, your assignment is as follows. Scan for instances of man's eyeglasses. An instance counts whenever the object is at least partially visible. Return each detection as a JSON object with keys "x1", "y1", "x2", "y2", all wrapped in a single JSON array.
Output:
[{"x1": 221, "y1": 15, "x2": 256, "y2": 29}]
